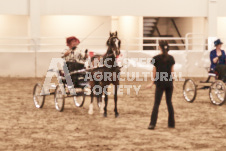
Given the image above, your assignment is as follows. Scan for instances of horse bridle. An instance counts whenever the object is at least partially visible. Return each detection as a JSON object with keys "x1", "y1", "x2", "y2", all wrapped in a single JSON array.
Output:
[{"x1": 108, "y1": 36, "x2": 120, "y2": 57}]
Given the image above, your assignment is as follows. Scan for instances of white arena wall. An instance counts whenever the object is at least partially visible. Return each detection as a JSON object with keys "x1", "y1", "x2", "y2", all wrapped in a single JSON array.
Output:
[
  {"x1": 0, "y1": 0, "x2": 209, "y2": 17},
  {"x1": 0, "y1": 50, "x2": 210, "y2": 78},
  {"x1": 0, "y1": 0, "x2": 225, "y2": 79}
]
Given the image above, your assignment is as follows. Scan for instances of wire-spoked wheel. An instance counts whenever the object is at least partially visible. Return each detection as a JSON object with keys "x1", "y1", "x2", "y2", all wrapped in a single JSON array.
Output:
[
  {"x1": 33, "y1": 83, "x2": 45, "y2": 108},
  {"x1": 73, "y1": 90, "x2": 86, "y2": 107},
  {"x1": 209, "y1": 80, "x2": 226, "y2": 106},
  {"x1": 183, "y1": 79, "x2": 197, "y2": 103},
  {"x1": 54, "y1": 85, "x2": 65, "y2": 112}
]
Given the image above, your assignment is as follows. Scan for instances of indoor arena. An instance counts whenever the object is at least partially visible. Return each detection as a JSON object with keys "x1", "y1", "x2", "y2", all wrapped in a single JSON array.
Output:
[{"x1": 1, "y1": 0, "x2": 226, "y2": 150}]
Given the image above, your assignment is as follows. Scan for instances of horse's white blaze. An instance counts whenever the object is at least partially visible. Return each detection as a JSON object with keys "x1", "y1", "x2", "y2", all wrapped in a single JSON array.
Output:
[
  {"x1": 88, "y1": 103, "x2": 94, "y2": 115},
  {"x1": 115, "y1": 39, "x2": 119, "y2": 48},
  {"x1": 115, "y1": 39, "x2": 120, "y2": 55}
]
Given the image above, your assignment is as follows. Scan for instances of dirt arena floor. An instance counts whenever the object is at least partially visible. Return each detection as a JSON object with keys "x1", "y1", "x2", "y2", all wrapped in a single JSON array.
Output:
[{"x1": 1, "y1": 77, "x2": 226, "y2": 151}]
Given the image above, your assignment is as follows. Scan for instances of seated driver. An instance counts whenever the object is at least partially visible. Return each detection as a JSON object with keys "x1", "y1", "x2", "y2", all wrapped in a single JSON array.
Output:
[
  {"x1": 62, "y1": 36, "x2": 88, "y2": 68},
  {"x1": 210, "y1": 39, "x2": 226, "y2": 72},
  {"x1": 62, "y1": 36, "x2": 88, "y2": 88}
]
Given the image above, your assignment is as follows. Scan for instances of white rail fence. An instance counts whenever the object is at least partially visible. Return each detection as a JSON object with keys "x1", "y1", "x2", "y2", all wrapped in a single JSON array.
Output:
[
  {"x1": 0, "y1": 33, "x2": 217, "y2": 77},
  {"x1": 0, "y1": 33, "x2": 209, "y2": 52}
]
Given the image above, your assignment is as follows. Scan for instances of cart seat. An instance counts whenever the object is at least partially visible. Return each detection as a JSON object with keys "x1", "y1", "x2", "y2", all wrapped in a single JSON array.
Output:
[
  {"x1": 215, "y1": 64, "x2": 226, "y2": 82},
  {"x1": 200, "y1": 69, "x2": 217, "y2": 83},
  {"x1": 208, "y1": 72, "x2": 216, "y2": 77}
]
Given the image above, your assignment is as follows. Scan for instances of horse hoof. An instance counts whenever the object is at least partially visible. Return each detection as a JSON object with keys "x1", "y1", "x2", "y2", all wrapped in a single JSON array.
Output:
[
  {"x1": 88, "y1": 110, "x2": 94, "y2": 115},
  {"x1": 103, "y1": 113, "x2": 107, "y2": 117},
  {"x1": 88, "y1": 104, "x2": 94, "y2": 115},
  {"x1": 115, "y1": 113, "x2": 119, "y2": 118},
  {"x1": 100, "y1": 109, "x2": 104, "y2": 114},
  {"x1": 100, "y1": 103, "x2": 105, "y2": 114}
]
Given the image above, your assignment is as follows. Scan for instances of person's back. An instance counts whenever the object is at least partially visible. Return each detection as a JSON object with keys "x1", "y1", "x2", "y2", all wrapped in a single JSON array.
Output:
[
  {"x1": 152, "y1": 54, "x2": 175, "y2": 87},
  {"x1": 146, "y1": 40, "x2": 175, "y2": 130}
]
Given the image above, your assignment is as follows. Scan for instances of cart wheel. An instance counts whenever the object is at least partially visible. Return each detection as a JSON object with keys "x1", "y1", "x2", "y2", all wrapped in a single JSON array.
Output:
[
  {"x1": 73, "y1": 90, "x2": 86, "y2": 107},
  {"x1": 54, "y1": 85, "x2": 65, "y2": 112},
  {"x1": 33, "y1": 83, "x2": 45, "y2": 108},
  {"x1": 183, "y1": 79, "x2": 197, "y2": 103},
  {"x1": 209, "y1": 80, "x2": 226, "y2": 106}
]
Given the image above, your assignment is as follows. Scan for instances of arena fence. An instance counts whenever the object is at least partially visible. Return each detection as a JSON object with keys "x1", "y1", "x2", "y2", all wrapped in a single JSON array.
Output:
[{"x1": 0, "y1": 34, "x2": 214, "y2": 78}]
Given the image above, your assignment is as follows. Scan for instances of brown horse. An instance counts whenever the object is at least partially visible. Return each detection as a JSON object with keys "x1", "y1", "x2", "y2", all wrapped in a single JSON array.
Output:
[{"x1": 88, "y1": 31, "x2": 121, "y2": 118}]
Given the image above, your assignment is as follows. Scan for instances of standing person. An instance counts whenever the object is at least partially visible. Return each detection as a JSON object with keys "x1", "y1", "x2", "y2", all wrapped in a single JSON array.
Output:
[
  {"x1": 210, "y1": 39, "x2": 225, "y2": 71},
  {"x1": 146, "y1": 40, "x2": 175, "y2": 130}
]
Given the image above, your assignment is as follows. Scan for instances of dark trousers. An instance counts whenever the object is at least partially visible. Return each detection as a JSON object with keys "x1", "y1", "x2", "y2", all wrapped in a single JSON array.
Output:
[{"x1": 150, "y1": 84, "x2": 175, "y2": 127}]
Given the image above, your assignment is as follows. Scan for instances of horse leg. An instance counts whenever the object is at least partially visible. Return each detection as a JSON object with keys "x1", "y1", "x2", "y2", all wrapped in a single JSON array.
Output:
[
  {"x1": 99, "y1": 91, "x2": 104, "y2": 114},
  {"x1": 103, "y1": 89, "x2": 108, "y2": 117},
  {"x1": 88, "y1": 90, "x2": 94, "y2": 115},
  {"x1": 114, "y1": 84, "x2": 119, "y2": 118}
]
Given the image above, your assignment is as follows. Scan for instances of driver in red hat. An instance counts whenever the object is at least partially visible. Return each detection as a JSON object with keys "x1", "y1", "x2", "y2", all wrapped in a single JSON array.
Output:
[
  {"x1": 62, "y1": 36, "x2": 88, "y2": 91},
  {"x1": 62, "y1": 36, "x2": 88, "y2": 63}
]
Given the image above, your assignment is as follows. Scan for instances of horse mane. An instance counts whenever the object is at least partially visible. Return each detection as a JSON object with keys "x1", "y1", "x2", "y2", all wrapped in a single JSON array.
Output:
[
  {"x1": 106, "y1": 38, "x2": 110, "y2": 46},
  {"x1": 118, "y1": 39, "x2": 121, "y2": 50}
]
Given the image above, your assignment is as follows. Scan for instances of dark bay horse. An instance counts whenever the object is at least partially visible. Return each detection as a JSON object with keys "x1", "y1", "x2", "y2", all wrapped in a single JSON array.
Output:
[{"x1": 88, "y1": 31, "x2": 121, "y2": 118}]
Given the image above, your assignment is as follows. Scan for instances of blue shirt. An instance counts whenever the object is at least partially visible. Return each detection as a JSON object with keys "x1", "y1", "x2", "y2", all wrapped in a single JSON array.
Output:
[{"x1": 210, "y1": 49, "x2": 226, "y2": 70}]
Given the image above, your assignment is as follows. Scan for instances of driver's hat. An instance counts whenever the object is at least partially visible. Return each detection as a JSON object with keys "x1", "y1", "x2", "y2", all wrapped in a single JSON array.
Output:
[
  {"x1": 66, "y1": 36, "x2": 80, "y2": 45},
  {"x1": 214, "y1": 39, "x2": 223, "y2": 46}
]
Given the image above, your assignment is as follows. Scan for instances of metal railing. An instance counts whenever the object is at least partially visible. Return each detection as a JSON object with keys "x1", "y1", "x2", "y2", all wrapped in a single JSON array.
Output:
[
  {"x1": 0, "y1": 33, "x2": 209, "y2": 52},
  {"x1": 0, "y1": 34, "x2": 216, "y2": 78}
]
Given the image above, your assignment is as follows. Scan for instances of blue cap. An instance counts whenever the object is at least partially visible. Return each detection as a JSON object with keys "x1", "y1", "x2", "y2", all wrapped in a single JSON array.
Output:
[{"x1": 214, "y1": 39, "x2": 223, "y2": 46}]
